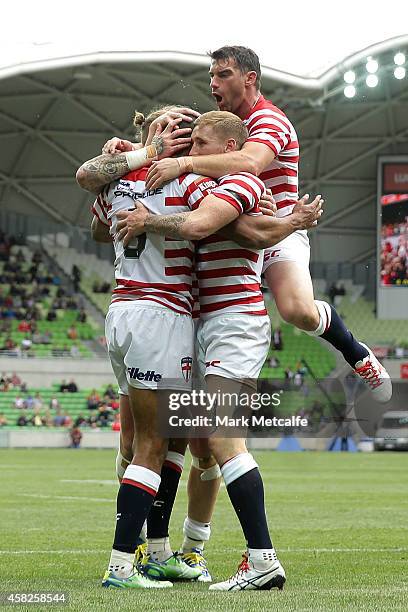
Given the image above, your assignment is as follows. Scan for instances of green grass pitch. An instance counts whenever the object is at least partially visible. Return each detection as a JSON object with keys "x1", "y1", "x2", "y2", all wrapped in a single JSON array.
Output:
[{"x1": 1, "y1": 449, "x2": 407, "y2": 611}]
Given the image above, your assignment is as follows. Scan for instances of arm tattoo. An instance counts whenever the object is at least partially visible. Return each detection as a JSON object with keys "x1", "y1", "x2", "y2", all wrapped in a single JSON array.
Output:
[
  {"x1": 144, "y1": 212, "x2": 188, "y2": 239},
  {"x1": 79, "y1": 154, "x2": 130, "y2": 193},
  {"x1": 151, "y1": 134, "x2": 164, "y2": 156}
]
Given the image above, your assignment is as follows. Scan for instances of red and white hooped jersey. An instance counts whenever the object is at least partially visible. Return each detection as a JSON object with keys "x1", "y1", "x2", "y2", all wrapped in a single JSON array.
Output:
[
  {"x1": 243, "y1": 95, "x2": 299, "y2": 217},
  {"x1": 93, "y1": 167, "x2": 218, "y2": 315},
  {"x1": 196, "y1": 172, "x2": 267, "y2": 320}
]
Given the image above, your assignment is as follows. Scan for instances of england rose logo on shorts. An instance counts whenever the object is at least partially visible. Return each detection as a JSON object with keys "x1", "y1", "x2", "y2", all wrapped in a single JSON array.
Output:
[{"x1": 181, "y1": 356, "x2": 193, "y2": 382}]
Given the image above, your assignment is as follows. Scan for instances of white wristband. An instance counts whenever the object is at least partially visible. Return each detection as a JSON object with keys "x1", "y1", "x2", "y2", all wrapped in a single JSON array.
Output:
[{"x1": 125, "y1": 144, "x2": 157, "y2": 171}]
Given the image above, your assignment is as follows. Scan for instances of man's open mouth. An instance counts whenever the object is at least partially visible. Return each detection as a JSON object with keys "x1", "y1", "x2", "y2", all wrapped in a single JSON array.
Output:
[{"x1": 212, "y1": 92, "x2": 222, "y2": 103}]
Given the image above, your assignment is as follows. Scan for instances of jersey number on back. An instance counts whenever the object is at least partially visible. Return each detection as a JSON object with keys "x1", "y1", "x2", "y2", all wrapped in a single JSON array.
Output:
[{"x1": 124, "y1": 234, "x2": 146, "y2": 259}]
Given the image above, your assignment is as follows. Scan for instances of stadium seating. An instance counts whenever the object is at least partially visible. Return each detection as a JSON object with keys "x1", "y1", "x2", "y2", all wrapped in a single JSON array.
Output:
[{"x1": 0, "y1": 384, "x2": 117, "y2": 429}]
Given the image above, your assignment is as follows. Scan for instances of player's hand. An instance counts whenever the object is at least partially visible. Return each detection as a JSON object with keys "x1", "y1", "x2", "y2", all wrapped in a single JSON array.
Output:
[
  {"x1": 259, "y1": 189, "x2": 277, "y2": 217},
  {"x1": 116, "y1": 203, "x2": 149, "y2": 245},
  {"x1": 146, "y1": 157, "x2": 182, "y2": 190},
  {"x1": 102, "y1": 138, "x2": 136, "y2": 155},
  {"x1": 145, "y1": 107, "x2": 200, "y2": 145},
  {"x1": 150, "y1": 118, "x2": 193, "y2": 163},
  {"x1": 291, "y1": 194, "x2": 324, "y2": 230}
]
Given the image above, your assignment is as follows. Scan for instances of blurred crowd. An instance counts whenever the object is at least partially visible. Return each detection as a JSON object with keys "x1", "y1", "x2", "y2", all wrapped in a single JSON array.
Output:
[{"x1": 380, "y1": 219, "x2": 408, "y2": 286}]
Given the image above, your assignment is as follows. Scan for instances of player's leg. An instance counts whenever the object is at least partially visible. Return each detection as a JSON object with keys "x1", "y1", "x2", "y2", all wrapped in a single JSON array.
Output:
[
  {"x1": 205, "y1": 375, "x2": 285, "y2": 592},
  {"x1": 104, "y1": 385, "x2": 172, "y2": 589},
  {"x1": 180, "y1": 439, "x2": 221, "y2": 581},
  {"x1": 264, "y1": 234, "x2": 391, "y2": 402},
  {"x1": 103, "y1": 304, "x2": 181, "y2": 589},
  {"x1": 141, "y1": 436, "x2": 201, "y2": 580},
  {"x1": 115, "y1": 393, "x2": 147, "y2": 550},
  {"x1": 116, "y1": 394, "x2": 133, "y2": 482}
]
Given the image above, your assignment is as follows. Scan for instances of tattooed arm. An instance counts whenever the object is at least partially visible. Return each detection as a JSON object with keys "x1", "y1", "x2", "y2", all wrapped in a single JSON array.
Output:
[
  {"x1": 115, "y1": 194, "x2": 240, "y2": 243},
  {"x1": 76, "y1": 153, "x2": 131, "y2": 195},
  {"x1": 76, "y1": 118, "x2": 192, "y2": 194},
  {"x1": 75, "y1": 138, "x2": 161, "y2": 195}
]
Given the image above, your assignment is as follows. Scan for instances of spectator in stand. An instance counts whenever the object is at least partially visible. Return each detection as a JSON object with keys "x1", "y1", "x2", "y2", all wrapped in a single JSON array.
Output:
[
  {"x1": 14, "y1": 394, "x2": 25, "y2": 409},
  {"x1": 0, "y1": 412, "x2": 8, "y2": 427},
  {"x1": 104, "y1": 383, "x2": 117, "y2": 400},
  {"x1": 59, "y1": 379, "x2": 70, "y2": 393},
  {"x1": 62, "y1": 411, "x2": 73, "y2": 428},
  {"x1": 273, "y1": 327, "x2": 283, "y2": 351},
  {"x1": 18, "y1": 320, "x2": 31, "y2": 333},
  {"x1": 70, "y1": 426, "x2": 82, "y2": 448},
  {"x1": 66, "y1": 379, "x2": 78, "y2": 393},
  {"x1": 49, "y1": 395, "x2": 61, "y2": 410},
  {"x1": 1, "y1": 337, "x2": 18, "y2": 354},
  {"x1": 70, "y1": 344, "x2": 80, "y2": 357},
  {"x1": 46, "y1": 309, "x2": 57, "y2": 322},
  {"x1": 268, "y1": 355, "x2": 280, "y2": 369},
  {"x1": 293, "y1": 371, "x2": 303, "y2": 390},
  {"x1": 31, "y1": 408, "x2": 43, "y2": 427},
  {"x1": 67, "y1": 325, "x2": 78, "y2": 341},
  {"x1": 32, "y1": 250, "x2": 42, "y2": 265},
  {"x1": 25, "y1": 394, "x2": 35, "y2": 410},
  {"x1": 20, "y1": 380, "x2": 28, "y2": 393},
  {"x1": 33, "y1": 392, "x2": 43, "y2": 410},
  {"x1": 75, "y1": 414, "x2": 87, "y2": 427},
  {"x1": 15, "y1": 249, "x2": 26, "y2": 264},
  {"x1": 10, "y1": 372, "x2": 21, "y2": 387},
  {"x1": 111, "y1": 412, "x2": 121, "y2": 432},
  {"x1": 17, "y1": 414, "x2": 28, "y2": 426},
  {"x1": 284, "y1": 367, "x2": 294, "y2": 390},
  {"x1": 87, "y1": 389, "x2": 100, "y2": 410},
  {"x1": 72, "y1": 265, "x2": 82, "y2": 293},
  {"x1": 42, "y1": 410, "x2": 53, "y2": 427},
  {"x1": 77, "y1": 308, "x2": 87, "y2": 323},
  {"x1": 97, "y1": 402, "x2": 112, "y2": 427},
  {"x1": 21, "y1": 335, "x2": 32, "y2": 353},
  {"x1": 53, "y1": 408, "x2": 65, "y2": 427}
]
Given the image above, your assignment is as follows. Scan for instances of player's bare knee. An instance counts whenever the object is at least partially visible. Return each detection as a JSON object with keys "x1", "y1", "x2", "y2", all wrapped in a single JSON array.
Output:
[{"x1": 279, "y1": 301, "x2": 318, "y2": 331}]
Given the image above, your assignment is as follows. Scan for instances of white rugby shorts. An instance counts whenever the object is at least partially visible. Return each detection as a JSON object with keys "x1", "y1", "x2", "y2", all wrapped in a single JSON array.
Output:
[
  {"x1": 196, "y1": 314, "x2": 271, "y2": 383},
  {"x1": 262, "y1": 229, "x2": 310, "y2": 273},
  {"x1": 105, "y1": 302, "x2": 194, "y2": 393}
]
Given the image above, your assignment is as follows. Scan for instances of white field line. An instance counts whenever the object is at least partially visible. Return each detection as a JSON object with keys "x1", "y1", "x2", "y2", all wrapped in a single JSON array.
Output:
[
  {"x1": 1, "y1": 547, "x2": 408, "y2": 555},
  {"x1": 18, "y1": 493, "x2": 113, "y2": 503}
]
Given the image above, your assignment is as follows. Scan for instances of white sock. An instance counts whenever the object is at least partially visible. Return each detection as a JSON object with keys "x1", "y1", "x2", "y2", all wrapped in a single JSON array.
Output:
[
  {"x1": 306, "y1": 300, "x2": 331, "y2": 336},
  {"x1": 182, "y1": 517, "x2": 211, "y2": 552},
  {"x1": 147, "y1": 537, "x2": 172, "y2": 562},
  {"x1": 108, "y1": 549, "x2": 134, "y2": 578},
  {"x1": 248, "y1": 547, "x2": 278, "y2": 570}
]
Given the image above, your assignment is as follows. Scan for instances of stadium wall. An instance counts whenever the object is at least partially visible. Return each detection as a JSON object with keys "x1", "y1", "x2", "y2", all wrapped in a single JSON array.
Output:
[
  {"x1": 0, "y1": 357, "x2": 113, "y2": 388},
  {"x1": 0, "y1": 430, "x2": 330, "y2": 450}
]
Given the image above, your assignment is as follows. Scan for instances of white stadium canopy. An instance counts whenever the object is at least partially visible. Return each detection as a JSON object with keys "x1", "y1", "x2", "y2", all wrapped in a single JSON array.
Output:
[{"x1": 0, "y1": 1, "x2": 408, "y2": 262}]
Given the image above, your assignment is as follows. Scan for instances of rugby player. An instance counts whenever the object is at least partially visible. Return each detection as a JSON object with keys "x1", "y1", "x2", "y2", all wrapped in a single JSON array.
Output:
[
  {"x1": 144, "y1": 46, "x2": 392, "y2": 404},
  {"x1": 115, "y1": 110, "x2": 323, "y2": 591},
  {"x1": 81, "y1": 107, "x2": 322, "y2": 587}
]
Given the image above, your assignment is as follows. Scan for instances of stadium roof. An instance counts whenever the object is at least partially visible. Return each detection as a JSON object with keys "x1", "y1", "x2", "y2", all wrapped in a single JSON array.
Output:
[{"x1": 0, "y1": 1, "x2": 408, "y2": 262}]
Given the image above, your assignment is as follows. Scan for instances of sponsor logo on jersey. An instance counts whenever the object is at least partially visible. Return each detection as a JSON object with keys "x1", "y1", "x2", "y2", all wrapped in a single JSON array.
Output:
[
  {"x1": 114, "y1": 182, "x2": 163, "y2": 201},
  {"x1": 264, "y1": 248, "x2": 281, "y2": 262},
  {"x1": 205, "y1": 360, "x2": 221, "y2": 368},
  {"x1": 181, "y1": 356, "x2": 193, "y2": 382},
  {"x1": 127, "y1": 367, "x2": 162, "y2": 382}
]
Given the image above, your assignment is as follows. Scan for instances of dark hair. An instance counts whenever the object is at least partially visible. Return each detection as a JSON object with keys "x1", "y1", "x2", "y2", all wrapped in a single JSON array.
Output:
[{"x1": 209, "y1": 45, "x2": 261, "y2": 88}]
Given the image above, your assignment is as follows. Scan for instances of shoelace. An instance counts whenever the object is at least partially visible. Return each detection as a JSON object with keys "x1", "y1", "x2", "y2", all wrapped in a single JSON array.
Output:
[
  {"x1": 355, "y1": 360, "x2": 382, "y2": 389},
  {"x1": 182, "y1": 551, "x2": 207, "y2": 569},
  {"x1": 228, "y1": 553, "x2": 250, "y2": 582}
]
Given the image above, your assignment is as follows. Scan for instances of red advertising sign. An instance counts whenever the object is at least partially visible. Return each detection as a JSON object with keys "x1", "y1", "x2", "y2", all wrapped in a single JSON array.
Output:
[
  {"x1": 401, "y1": 363, "x2": 408, "y2": 379},
  {"x1": 383, "y1": 163, "x2": 408, "y2": 193}
]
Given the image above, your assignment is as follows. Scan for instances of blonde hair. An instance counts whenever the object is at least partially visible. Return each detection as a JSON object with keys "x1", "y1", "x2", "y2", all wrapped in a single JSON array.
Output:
[
  {"x1": 133, "y1": 105, "x2": 195, "y2": 145},
  {"x1": 194, "y1": 111, "x2": 248, "y2": 149}
]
